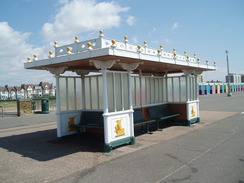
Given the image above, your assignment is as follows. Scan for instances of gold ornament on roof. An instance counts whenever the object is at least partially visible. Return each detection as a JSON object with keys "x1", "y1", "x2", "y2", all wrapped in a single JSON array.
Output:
[
  {"x1": 194, "y1": 53, "x2": 196, "y2": 57},
  {"x1": 54, "y1": 41, "x2": 58, "y2": 45},
  {"x1": 67, "y1": 47, "x2": 71, "y2": 51},
  {"x1": 157, "y1": 49, "x2": 161, "y2": 54},
  {"x1": 173, "y1": 48, "x2": 176, "y2": 52},
  {"x1": 184, "y1": 51, "x2": 187, "y2": 54},
  {"x1": 124, "y1": 36, "x2": 128, "y2": 40},
  {"x1": 160, "y1": 45, "x2": 163, "y2": 49},
  {"x1": 33, "y1": 54, "x2": 37, "y2": 58},
  {"x1": 214, "y1": 61, "x2": 216, "y2": 65},
  {"x1": 75, "y1": 36, "x2": 79, "y2": 40},
  {"x1": 173, "y1": 52, "x2": 177, "y2": 57},
  {"x1": 27, "y1": 57, "x2": 31, "y2": 61},
  {"x1": 99, "y1": 30, "x2": 103, "y2": 35},
  {"x1": 111, "y1": 39, "x2": 116, "y2": 44},
  {"x1": 186, "y1": 55, "x2": 189, "y2": 59},
  {"x1": 137, "y1": 45, "x2": 141, "y2": 50},
  {"x1": 49, "y1": 51, "x2": 53, "y2": 55},
  {"x1": 206, "y1": 60, "x2": 209, "y2": 63},
  {"x1": 143, "y1": 41, "x2": 147, "y2": 45},
  {"x1": 87, "y1": 42, "x2": 92, "y2": 47}
]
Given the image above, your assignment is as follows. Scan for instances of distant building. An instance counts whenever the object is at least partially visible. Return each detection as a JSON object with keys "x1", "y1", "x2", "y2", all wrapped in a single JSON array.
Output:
[
  {"x1": 197, "y1": 74, "x2": 204, "y2": 83},
  {"x1": 0, "y1": 86, "x2": 8, "y2": 100},
  {"x1": 241, "y1": 74, "x2": 244, "y2": 83},
  {"x1": 0, "y1": 82, "x2": 56, "y2": 100},
  {"x1": 226, "y1": 73, "x2": 241, "y2": 83}
]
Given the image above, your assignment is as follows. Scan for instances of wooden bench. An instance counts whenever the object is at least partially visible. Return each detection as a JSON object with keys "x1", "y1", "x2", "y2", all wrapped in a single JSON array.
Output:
[
  {"x1": 76, "y1": 111, "x2": 104, "y2": 134},
  {"x1": 148, "y1": 104, "x2": 180, "y2": 129},
  {"x1": 133, "y1": 109, "x2": 156, "y2": 134}
]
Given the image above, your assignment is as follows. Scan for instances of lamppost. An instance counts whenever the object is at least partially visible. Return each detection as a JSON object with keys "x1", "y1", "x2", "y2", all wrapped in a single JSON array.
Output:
[{"x1": 225, "y1": 50, "x2": 232, "y2": 97}]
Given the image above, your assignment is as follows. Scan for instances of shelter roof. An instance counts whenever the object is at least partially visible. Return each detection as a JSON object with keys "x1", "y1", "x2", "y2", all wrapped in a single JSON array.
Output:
[{"x1": 24, "y1": 31, "x2": 216, "y2": 75}]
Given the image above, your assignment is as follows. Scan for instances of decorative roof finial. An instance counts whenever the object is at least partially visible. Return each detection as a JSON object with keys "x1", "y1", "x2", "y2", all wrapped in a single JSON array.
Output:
[
  {"x1": 143, "y1": 41, "x2": 147, "y2": 47},
  {"x1": 33, "y1": 54, "x2": 38, "y2": 61},
  {"x1": 49, "y1": 51, "x2": 53, "y2": 58},
  {"x1": 54, "y1": 41, "x2": 58, "y2": 48},
  {"x1": 87, "y1": 42, "x2": 93, "y2": 51},
  {"x1": 67, "y1": 47, "x2": 72, "y2": 54},
  {"x1": 111, "y1": 39, "x2": 116, "y2": 49},
  {"x1": 99, "y1": 30, "x2": 104, "y2": 37},
  {"x1": 74, "y1": 36, "x2": 79, "y2": 43}
]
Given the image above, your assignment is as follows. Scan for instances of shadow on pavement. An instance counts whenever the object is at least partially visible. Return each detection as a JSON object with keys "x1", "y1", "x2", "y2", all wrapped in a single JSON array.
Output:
[{"x1": 0, "y1": 129, "x2": 104, "y2": 161}]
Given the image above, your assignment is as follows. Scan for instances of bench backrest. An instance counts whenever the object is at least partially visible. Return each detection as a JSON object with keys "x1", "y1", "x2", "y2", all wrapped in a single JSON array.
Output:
[
  {"x1": 133, "y1": 109, "x2": 145, "y2": 123},
  {"x1": 148, "y1": 105, "x2": 171, "y2": 119},
  {"x1": 80, "y1": 111, "x2": 104, "y2": 125}
]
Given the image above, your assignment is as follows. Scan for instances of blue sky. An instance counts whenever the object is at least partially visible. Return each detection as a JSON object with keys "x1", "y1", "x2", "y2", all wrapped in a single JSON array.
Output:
[{"x1": 0, "y1": 0, "x2": 243, "y2": 86}]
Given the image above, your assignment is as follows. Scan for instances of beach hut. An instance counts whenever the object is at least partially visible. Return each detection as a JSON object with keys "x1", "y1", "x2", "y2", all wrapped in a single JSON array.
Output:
[{"x1": 216, "y1": 84, "x2": 221, "y2": 94}]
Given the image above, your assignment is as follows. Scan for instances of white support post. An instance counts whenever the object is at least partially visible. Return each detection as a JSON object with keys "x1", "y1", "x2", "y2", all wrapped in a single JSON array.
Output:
[
  {"x1": 81, "y1": 77, "x2": 86, "y2": 110},
  {"x1": 55, "y1": 74, "x2": 62, "y2": 137},
  {"x1": 102, "y1": 69, "x2": 109, "y2": 114},
  {"x1": 121, "y1": 73, "x2": 124, "y2": 111},
  {"x1": 66, "y1": 78, "x2": 69, "y2": 111},
  {"x1": 128, "y1": 70, "x2": 133, "y2": 111},
  {"x1": 74, "y1": 78, "x2": 77, "y2": 110},
  {"x1": 47, "y1": 67, "x2": 67, "y2": 138},
  {"x1": 101, "y1": 69, "x2": 109, "y2": 146}
]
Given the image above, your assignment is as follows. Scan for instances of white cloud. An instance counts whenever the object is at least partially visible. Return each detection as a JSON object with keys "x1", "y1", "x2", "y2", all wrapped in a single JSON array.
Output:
[
  {"x1": 172, "y1": 22, "x2": 179, "y2": 31},
  {"x1": 0, "y1": 0, "x2": 130, "y2": 86},
  {"x1": 0, "y1": 22, "x2": 53, "y2": 86},
  {"x1": 42, "y1": 0, "x2": 129, "y2": 44},
  {"x1": 126, "y1": 16, "x2": 136, "y2": 26}
]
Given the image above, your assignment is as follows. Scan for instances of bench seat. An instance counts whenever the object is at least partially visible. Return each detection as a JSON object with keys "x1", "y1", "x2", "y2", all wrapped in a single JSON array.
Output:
[
  {"x1": 76, "y1": 111, "x2": 104, "y2": 132},
  {"x1": 148, "y1": 105, "x2": 180, "y2": 129},
  {"x1": 133, "y1": 109, "x2": 156, "y2": 133}
]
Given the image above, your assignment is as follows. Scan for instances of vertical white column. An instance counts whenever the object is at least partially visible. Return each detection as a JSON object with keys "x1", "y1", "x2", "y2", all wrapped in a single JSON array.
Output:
[
  {"x1": 128, "y1": 70, "x2": 133, "y2": 110},
  {"x1": 102, "y1": 69, "x2": 108, "y2": 113},
  {"x1": 166, "y1": 76, "x2": 169, "y2": 102},
  {"x1": 139, "y1": 70, "x2": 143, "y2": 107},
  {"x1": 74, "y1": 78, "x2": 77, "y2": 110},
  {"x1": 101, "y1": 69, "x2": 109, "y2": 144},
  {"x1": 128, "y1": 70, "x2": 134, "y2": 137},
  {"x1": 81, "y1": 76, "x2": 86, "y2": 110},
  {"x1": 185, "y1": 75, "x2": 189, "y2": 102},
  {"x1": 121, "y1": 73, "x2": 124, "y2": 111},
  {"x1": 55, "y1": 74, "x2": 62, "y2": 137},
  {"x1": 66, "y1": 77, "x2": 69, "y2": 111}
]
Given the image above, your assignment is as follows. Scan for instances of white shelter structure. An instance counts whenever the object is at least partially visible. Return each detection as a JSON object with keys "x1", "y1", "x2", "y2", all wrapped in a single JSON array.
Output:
[{"x1": 25, "y1": 31, "x2": 216, "y2": 152}]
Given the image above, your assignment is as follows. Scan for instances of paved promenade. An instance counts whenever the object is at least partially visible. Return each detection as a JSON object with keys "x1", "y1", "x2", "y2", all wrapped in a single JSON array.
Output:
[{"x1": 0, "y1": 92, "x2": 244, "y2": 183}]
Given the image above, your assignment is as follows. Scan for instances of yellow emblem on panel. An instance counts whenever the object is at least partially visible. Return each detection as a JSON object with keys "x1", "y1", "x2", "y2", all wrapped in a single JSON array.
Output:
[
  {"x1": 191, "y1": 106, "x2": 196, "y2": 117},
  {"x1": 68, "y1": 116, "x2": 77, "y2": 131},
  {"x1": 115, "y1": 119, "x2": 125, "y2": 137}
]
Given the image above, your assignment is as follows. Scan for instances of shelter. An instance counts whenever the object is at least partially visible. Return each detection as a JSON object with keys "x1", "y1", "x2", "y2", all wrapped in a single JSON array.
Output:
[{"x1": 24, "y1": 31, "x2": 216, "y2": 152}]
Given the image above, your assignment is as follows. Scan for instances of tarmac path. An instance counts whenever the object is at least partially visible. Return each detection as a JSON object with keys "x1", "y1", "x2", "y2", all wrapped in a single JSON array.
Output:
[{"x1": 0, "y1": 92, "x2": 243, "y2": 183}]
